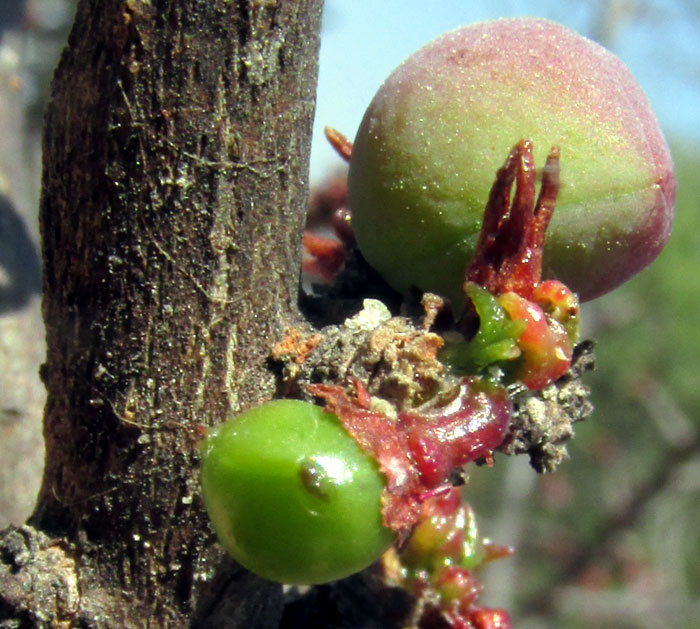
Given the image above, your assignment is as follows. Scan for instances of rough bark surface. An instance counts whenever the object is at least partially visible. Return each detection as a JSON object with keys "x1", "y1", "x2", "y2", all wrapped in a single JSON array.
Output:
[{"x1": 0, "y1": 0, "x2": 323, "y2": 626}]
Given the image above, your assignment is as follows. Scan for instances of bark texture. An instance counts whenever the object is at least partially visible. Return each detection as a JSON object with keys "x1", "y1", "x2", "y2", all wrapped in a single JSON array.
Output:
[{"x1": 1, "y1": 0, "x2": 323, "y2": 626}]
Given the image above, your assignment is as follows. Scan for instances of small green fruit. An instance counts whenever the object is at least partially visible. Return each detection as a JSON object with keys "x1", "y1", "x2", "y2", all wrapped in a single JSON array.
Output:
[
  {"x1": 200, "y1": 399, "x2": 393, "y2": 584},
  {"x1": 348, "y1": 18, "x2": 675, "y2": 304}
]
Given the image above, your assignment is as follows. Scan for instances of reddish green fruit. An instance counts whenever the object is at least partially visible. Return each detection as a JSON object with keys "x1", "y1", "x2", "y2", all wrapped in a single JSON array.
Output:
[
  {"x1": 348, "y1": 18, "x2": 675, "y2": 304},
  {"x1": 200, "y1": 400, "x2": 393, "y2": 584}
]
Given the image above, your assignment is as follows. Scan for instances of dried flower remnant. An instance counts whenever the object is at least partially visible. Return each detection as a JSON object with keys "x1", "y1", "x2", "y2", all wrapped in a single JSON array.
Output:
[
  {"x1": 465, "y1": 140, "x2": 559, "y2": 301},
  {"x1": 439, "y1": 141, "x2": 578, "y2": 390}
]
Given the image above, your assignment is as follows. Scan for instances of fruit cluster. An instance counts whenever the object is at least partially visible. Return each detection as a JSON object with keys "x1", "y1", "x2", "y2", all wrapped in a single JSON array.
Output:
[{"x1": 202, "y1": 17, "x2": 675, "y2": 628}]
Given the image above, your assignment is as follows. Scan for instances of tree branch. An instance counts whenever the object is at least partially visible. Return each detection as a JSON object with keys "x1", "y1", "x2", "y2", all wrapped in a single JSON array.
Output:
[{"x1": 1, "y1": 1, "x2": 323, "y2": 625}]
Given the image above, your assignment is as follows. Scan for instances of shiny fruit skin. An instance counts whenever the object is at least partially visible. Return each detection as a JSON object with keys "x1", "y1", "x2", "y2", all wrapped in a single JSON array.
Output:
[{"x1": 200, "y1": 400, "x2": 393, "y2": 584}]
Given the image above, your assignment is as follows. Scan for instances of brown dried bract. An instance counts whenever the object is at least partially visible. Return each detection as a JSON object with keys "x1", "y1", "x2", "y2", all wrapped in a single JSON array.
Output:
[{"x1": 324, "y1": 126, "x2": 353, "y2": 162}]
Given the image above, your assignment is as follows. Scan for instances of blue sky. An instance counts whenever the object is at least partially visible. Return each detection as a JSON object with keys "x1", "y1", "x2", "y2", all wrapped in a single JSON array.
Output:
[{"x1": 310, "y1": 0, "x2": 700, "y2": 182}]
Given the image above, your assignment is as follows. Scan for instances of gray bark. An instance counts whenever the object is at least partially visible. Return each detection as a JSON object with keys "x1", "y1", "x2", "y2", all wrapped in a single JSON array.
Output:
[{"x1": 1, "y1": 0, "x2": 323, "y2": 626}]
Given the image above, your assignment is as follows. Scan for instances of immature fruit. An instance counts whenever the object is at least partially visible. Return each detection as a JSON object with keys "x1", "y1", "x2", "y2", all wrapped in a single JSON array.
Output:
[
  {"x1": 200, "y1": 400, "x2": 393, "y2": 584},
  {"x1": 348, "y1": 18, "x2": 675, "y2": 304}
]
